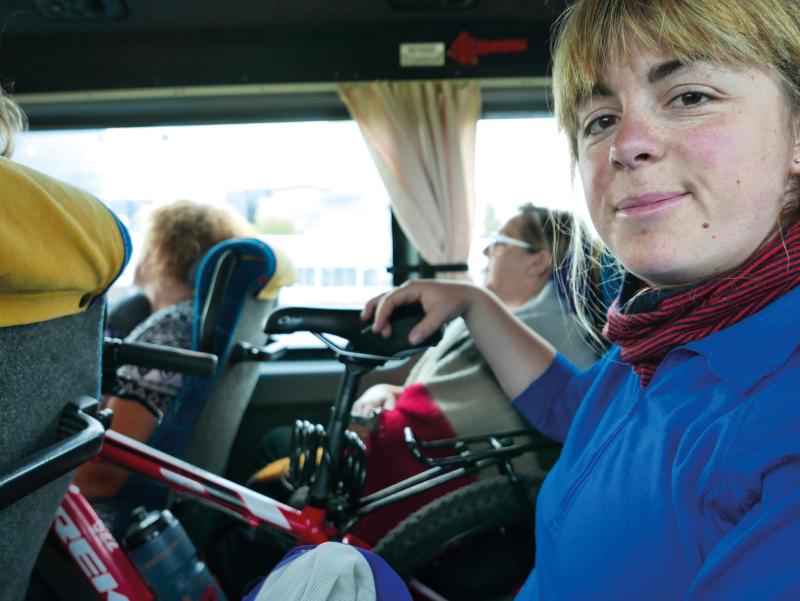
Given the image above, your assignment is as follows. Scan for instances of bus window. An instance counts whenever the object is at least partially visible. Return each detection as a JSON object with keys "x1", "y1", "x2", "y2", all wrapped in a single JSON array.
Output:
[
  {"x1": 14, "y1": 114, "x2": 594, "y2": 345},
  {"x1": 14, "y1": 121, "x2": 394, "y2": 346},
  {"x1": 471, "y1": 116, "x2": 592, "y2": 280}
]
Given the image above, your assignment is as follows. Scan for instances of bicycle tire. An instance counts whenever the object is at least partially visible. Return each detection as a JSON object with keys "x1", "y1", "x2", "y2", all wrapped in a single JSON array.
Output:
[{"x1": 373, "y1": 474, "x2": 543, "y2": 601}]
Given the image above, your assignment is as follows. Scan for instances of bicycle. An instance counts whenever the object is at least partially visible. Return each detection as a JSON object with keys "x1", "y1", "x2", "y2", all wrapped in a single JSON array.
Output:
[{"x1": 28, "y1": 304, "x2": 557, "y2": 601}]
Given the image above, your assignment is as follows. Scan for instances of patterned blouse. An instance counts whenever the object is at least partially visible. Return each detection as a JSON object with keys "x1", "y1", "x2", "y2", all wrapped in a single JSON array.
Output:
[{"x1": 111, "y1": 299, "x2": 194, "y2": 418}]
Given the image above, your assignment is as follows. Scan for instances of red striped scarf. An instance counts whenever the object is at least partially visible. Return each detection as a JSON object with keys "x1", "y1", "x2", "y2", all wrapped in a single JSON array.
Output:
[{"x1": 603, "y1": 221, "x2": 800, "y2": 387}]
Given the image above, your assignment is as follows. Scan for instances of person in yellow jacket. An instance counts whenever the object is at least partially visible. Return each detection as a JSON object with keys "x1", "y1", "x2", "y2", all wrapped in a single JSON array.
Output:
[{"x1": 0, "y1": 92, "x2": 129, "y2": 329}]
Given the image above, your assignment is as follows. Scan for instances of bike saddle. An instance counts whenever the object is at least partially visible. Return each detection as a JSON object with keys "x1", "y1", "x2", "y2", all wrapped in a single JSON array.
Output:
[{"x1": 265, "y1": 303, "x2": 442, "y2": 359}]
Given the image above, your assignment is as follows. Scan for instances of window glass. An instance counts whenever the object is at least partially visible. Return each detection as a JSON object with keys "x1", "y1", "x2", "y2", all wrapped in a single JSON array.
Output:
[
  {"x1": 14, "y1": 115, "x2": 586, "y2": 346},
  {"x1": 471, "y1": 116, "x2": 590, "y2": 283},
  {"x1": 14, "y1": 122, "x2": 393, "y2": 347}
]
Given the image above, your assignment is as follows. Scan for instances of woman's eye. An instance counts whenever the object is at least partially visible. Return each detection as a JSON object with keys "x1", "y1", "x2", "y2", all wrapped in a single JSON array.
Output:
[
  {"x1": 670, "y1": 91, "x2": 710, "y2": 107},
  {"x1": 584, "y1": 114, "x2": 618, "y2": 136}
]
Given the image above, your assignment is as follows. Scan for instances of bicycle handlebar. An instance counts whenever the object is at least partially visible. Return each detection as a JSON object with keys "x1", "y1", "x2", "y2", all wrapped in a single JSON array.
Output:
[
  {"x1": 265, "y1": 303, "x2": 443, "y2": 359},
  {"x1": 103, "y1": 337, "x2": 218, "y2": 377}
]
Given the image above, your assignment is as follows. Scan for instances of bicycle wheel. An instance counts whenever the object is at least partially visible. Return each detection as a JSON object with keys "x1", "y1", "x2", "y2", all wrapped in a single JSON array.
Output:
[{"x1": 373, "y1": 474, "x2": 543, "y2": 601}]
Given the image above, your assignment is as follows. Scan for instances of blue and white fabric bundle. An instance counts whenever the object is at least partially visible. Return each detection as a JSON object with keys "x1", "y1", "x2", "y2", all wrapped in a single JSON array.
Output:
[{"x1": 243, "y1": 542, "x2": 412, "y2": 601}]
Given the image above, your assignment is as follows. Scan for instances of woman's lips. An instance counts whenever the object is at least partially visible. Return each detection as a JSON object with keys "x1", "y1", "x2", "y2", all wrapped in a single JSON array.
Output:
[{"x1": 615, "y1": 192, "x2": 688, "y2": 217}]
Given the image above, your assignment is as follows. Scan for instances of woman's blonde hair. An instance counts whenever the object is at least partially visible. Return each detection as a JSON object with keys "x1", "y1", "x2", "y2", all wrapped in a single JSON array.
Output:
[
  {"x1": 144, "y1": 200, "x2": 255, "y2": 284},
  {"x1": 550, "y1": 0, "x2": 800, "y2": 343},
  {"x1": 552, "y1": 0, "x2": 800, "y2": 162},
  {"x1": 0, "y1": 89, "x2": 27, "y2": 158},
  {"x1": 516, "y1": 203, "x2": 572, "y2": 271}
]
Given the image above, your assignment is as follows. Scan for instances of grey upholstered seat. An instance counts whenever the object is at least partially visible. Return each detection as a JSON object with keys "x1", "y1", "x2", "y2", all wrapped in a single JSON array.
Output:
[
  {"x1": 0, "y1": 301, "x2": 107, "y2": 601},
  {"x1": 184, "y1": 290, "x2": 277, "y2": 476}
]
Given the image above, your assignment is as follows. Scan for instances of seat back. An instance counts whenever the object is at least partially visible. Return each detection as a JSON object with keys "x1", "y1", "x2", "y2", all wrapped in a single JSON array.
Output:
[
  {"x1": 0, "y1": 157, "x2": 129, "y2": 601},
  {"x1": 105, "y1": 292, "x2": 152, "y2": 339},
  {"x1": 184, "y1": 238, "x2": 279, "y2": 474},
  {"x1": 0, "y1": 305, "x2": 106, "y2": 600},
  {"x1": 112, "y1": 238, "x2": 280, "y2": 535}
]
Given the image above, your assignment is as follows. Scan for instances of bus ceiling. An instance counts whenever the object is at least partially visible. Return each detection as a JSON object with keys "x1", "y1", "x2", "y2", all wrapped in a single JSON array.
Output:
[{"x1": 0, "y1": 0, "x2": 565, "y2": 128}]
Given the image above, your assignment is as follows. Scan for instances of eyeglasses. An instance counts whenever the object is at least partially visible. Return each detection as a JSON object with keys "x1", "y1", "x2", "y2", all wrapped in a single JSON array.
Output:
[{"x1": 483, "y1": 232, "x2": 538, "y2": 255}]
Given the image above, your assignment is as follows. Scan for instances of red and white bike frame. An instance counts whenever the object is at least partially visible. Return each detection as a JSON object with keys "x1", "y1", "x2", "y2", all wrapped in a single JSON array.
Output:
[{"x1": 50, "y1": 428, "x2": 370, "y2": 600}]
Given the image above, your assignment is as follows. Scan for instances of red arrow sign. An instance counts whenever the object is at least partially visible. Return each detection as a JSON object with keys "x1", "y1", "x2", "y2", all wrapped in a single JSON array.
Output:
[{"x1": 448, "y1": 30, "x2": 528, "y2": 66}]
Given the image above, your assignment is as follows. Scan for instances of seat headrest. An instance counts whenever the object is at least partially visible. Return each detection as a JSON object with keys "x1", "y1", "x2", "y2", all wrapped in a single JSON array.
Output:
[
  {"x1": 187, "y1": 238, "x2": 296, "y2": 297},
  {"x1": 256, "y1": 242, "x2": 296, "y2": 300},
  {"x1": 193, "y1": 238, "x2": 278, "y2": 299},
  {"x1": 0, "y1": 157, "x2": 131, "y2": 327},
  {"x1": 106, "y1": 292, "x2": 152, "y2": 338},
  {"x1": 192, "y1": 238, "x2": 281, "y2": 354}
]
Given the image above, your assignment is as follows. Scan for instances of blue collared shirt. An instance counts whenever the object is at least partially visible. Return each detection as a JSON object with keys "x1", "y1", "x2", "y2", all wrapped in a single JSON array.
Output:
[{"x1": 513, "y1": 284, "x2": 800, "y2": 601}]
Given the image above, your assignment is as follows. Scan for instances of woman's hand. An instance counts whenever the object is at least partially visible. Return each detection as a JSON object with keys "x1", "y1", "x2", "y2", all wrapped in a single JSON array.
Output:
[
  {"x1": 362, "y1": 279, "x2": 483, "y2": 345},
  {"x1": 348, "y1": 383, "x2": 403, "y2": 441},
  {"x1": 362, "y1": 278, "x2": 558, "y2": 399},
  {"x1": 351, "y1": 383, "x2": 403, "y2": 417}
]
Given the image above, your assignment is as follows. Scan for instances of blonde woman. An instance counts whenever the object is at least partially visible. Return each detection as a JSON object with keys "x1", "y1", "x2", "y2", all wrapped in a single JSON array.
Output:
[{"x1": 365, "y1": 0, "x2": 800, "y2": 599}]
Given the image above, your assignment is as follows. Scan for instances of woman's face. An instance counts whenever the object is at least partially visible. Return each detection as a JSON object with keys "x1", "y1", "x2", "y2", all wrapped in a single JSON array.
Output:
[
  {"x1": 483, "y1": 217, "x2": 541, "y2": 304},
  {"x1": 576, "y1": 47, "x2": 800, "y2": 287}
]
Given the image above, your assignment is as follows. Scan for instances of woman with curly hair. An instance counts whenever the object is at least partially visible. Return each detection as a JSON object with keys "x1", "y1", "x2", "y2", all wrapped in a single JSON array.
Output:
[{"x1": 74, "y1": 200, "x2": 254, "y2": 499}]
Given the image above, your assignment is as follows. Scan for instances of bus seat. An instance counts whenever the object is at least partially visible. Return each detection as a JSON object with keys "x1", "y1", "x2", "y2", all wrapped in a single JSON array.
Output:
[
  {"x1": 0, "y1": 306, "x2": 109, "y2": 601},
  {"x1": 111, "y1": 237, "x2": 283, "y2": 539},
  {"x1": 0, "y1": 158, "x2": 130, "y2": 601},
  {"x1": 105, "y1": 292, "x2": 152, "y2": 339},
  {"x1": 185, "y1": 238, "x2": 281, "y2": 475}
]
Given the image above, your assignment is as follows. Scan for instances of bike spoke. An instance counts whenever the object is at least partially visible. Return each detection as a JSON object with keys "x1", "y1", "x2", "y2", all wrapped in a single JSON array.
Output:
[{"x1": 407, "y1": 577, "x2": 451, "y2": 601}]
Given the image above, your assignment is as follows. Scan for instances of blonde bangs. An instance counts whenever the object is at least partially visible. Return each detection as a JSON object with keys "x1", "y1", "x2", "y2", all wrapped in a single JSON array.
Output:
[{"x1": 552, "y1": 0, "x2": 800, "y2": 161}]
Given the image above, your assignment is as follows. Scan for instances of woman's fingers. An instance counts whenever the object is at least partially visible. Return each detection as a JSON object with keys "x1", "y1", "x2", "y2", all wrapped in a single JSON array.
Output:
[
  {"x1": 363, "y1": 280, "x2": 478, "y2": 344},
  {"x1": 361, "y1": 292, "x2": 384, "y2": 322},
  {"x1": 371, "y1": 283, "x2": 423, "y2": 338},
  {"x1": 352, "y1": 384, "x2": 394, "y2": 417},
  {"x1": 352, "y1": 398, "x2": 379, "y2": 417},
  {"x1": 407, "y1": 307, "x2": 449, "y2": 345},
  {"x1": 368, "y1": 280, "x2": 475, "y2": 343}
]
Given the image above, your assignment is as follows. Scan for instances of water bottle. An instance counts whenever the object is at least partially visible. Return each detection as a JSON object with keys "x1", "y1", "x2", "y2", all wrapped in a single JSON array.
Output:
[{"x1": 123, "y1": 506, "x2": 228, "y2": 601}]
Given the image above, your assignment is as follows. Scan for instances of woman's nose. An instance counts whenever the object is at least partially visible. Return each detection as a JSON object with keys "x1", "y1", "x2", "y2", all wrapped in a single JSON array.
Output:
[{"x1": 608, "y1": 112, "x2": 664, "y2": 169}]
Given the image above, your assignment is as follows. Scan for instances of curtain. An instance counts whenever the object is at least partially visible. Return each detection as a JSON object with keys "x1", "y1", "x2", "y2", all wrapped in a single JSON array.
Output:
[{"x1": 338, "y1": 80, "x2": 481, "y2": 280}]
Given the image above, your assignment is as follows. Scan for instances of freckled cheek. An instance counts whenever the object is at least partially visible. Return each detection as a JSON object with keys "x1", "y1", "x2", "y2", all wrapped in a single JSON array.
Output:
[
  {"x1": 679, "y1": 128, "x2": 740, "y2": 181},
  {"x1": 579, "y1": 161, "x2": 611, "y2": 219}
]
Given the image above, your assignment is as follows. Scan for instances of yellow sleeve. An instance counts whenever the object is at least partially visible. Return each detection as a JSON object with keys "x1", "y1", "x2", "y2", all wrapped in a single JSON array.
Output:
[
  {"x1": 257, "y1": 242, "x2": 296, "y2": 300},
  {"x1": 0, "y1": 157, "x2": 127, "y2": 326}
]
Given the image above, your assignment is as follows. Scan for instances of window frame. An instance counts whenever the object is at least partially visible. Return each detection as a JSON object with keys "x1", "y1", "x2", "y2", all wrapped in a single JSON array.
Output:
[{"x1": 15, "y1": 80, "x2": 554, "y2": 358}]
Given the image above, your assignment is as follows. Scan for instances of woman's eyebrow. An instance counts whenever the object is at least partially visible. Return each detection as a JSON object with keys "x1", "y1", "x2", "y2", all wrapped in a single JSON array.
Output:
[
  {"x1": 581, "y1": 59, "x2": 691, "y2": 110},
  {"x1": 588, "y1": 82, "x2": 614, "y2": 100},
  {"x1": 578, "y1": 82, "x2": 614, "y2": 115},
  {"x1": 647, "y1": 59, "x2": 687, "y2": 83}
]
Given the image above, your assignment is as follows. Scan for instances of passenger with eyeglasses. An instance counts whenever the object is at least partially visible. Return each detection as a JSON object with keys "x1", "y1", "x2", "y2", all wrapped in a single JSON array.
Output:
[
  {"x1": 237, "y1": 203, "x2": 602, "y2": 598},
  {"x1": 484, "y1": 231, "x2": 541, "y2": 254},
  {"x1": 341, "y1": 203, "x2": 598, "y2": 543},
  {"x1": 243, "y1": 204, "x2": 598, "y2": 552}
]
